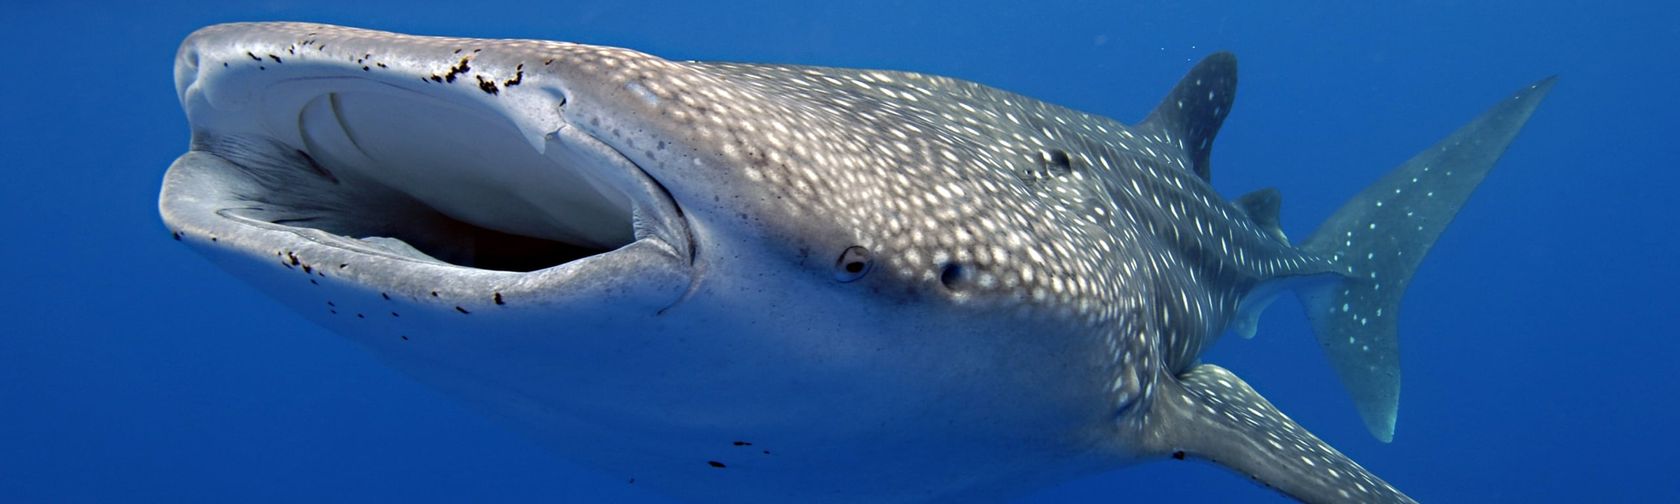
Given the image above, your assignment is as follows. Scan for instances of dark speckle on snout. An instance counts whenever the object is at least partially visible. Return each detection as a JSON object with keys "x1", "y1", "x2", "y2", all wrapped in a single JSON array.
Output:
[
  {"x1": 504, "y1": 64, "x2": 524, "y2": 87},
  {"x1": 707, "y1": 461, "x2": 726, "y2": 469},
  {"x1": 443, "y1": 57, "x2": 471, "y2": 83},
  {"x1": 455, "y1": 306, "x2": 470, "y2": 314}
]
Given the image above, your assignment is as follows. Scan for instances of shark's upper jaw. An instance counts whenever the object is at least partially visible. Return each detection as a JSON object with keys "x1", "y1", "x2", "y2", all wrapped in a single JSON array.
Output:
[{"x1": 162, "y1": 25, "x2": 694, "y2": 305}]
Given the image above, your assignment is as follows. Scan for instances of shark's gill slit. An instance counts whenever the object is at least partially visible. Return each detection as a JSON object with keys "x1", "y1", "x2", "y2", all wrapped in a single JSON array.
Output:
[{"x1": 240, "y1": 86, "x2": 636, "y2": 272}]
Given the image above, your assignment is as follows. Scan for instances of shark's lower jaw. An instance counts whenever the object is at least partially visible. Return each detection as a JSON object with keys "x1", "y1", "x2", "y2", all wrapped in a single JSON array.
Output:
[{"x1": 163, "y1": 71, "x2": 693, "y2": 293}]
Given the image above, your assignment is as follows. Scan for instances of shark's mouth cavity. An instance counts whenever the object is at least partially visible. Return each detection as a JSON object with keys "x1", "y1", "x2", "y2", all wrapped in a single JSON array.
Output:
[{"x1": 191, "y1": 81, "x2": 651, "y2": 273}]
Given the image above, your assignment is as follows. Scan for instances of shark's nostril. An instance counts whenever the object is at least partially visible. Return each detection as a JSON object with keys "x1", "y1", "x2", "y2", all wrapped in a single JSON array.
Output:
[{"x1": 174, "y1": 48, "x2": 202, "y2": 99}]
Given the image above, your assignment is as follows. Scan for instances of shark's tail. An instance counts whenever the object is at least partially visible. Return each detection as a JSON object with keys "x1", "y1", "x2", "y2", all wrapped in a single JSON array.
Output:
[{"x1": 1295, "y1": 77, "x2": 1555, "y2": 441}]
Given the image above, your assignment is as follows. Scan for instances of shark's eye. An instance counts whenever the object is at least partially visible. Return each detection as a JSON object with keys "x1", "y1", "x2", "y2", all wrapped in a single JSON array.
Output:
[{"x1": 834, "y1": 246, "x2": 873, "y2": 282}]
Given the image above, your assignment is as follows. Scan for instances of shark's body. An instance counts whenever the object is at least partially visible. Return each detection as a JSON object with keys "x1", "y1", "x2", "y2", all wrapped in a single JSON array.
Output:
[{"x1": 159, "y1": 23, "x2": 1550, "y2": 503}]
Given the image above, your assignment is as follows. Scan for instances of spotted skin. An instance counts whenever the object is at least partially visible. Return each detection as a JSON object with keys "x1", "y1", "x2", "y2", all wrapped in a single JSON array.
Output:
[
  {"x1": 162, "y1": 23, "x2": 1551, "y2": 503},
  {"x1": 682, "y1": 56, "x2": 1333, "y2": 375}
]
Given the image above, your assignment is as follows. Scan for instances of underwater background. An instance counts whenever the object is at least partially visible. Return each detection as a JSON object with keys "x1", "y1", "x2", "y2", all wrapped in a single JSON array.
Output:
[{"x1": 2, "y1": 1, "x2": 1675, "y2": 501}]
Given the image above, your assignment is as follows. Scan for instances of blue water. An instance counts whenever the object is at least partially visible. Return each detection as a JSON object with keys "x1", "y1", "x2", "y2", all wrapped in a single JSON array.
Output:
[{"x1": 3, "y1": 1, "x2": 1674, "y2": 502}]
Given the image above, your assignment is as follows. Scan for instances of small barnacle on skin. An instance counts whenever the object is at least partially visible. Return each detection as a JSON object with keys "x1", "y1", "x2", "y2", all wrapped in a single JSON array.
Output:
[
  {"x1": 476, "y1": 75, "x2": 499, "y2": 95},
  {"x1": 504, "y1": 64, "x2": 524, "y2": 87},
  {"x1": 441, "y1": 57, "x2": 471, "y2": 83}
]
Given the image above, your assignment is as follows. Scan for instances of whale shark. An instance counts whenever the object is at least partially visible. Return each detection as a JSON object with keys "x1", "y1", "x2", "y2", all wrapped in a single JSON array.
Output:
[{"x1": 159, "y1": 23, "x2": 1551, "y2": 503}]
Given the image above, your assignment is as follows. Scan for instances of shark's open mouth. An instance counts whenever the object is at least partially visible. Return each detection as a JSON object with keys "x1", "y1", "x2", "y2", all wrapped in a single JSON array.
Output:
[
  {"x1": 208, "y1": 87, "x2": 634, "y2": 272},
  {"x1": 166, "y1": 75, "x2": 688, "y2": 276}
]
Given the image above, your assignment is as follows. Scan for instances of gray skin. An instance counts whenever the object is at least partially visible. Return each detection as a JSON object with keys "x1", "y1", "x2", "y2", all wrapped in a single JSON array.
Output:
[{"x1": 160, "y1": 23, "x2": 1551, "y2": 503}]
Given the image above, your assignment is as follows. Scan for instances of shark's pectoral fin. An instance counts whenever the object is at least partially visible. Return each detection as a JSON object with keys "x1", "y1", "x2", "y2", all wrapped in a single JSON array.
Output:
[{"x1": 1142, "y1": 364, "x2": 1415, "y2": 504}]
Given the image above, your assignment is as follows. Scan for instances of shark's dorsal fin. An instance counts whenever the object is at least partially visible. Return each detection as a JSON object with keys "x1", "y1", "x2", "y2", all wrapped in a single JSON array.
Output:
[
  {"x1": 1142, "y1": 364, "x2": 1417, "y2": 504},
  {"x1": 1237, "y1": 187, "x2": 1288, "y2": 243},
  {"x1": 1139, "y1": 52, "x2": 1237, "y2": 182}
]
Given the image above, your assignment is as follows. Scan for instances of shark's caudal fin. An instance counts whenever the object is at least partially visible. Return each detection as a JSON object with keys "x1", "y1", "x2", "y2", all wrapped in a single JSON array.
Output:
[
  {"x1": 1146, "y1": 365, "x2": 1418, "y2": 504},
  {"x1": 1298, "y1": 77, "x2": 1556, "y2": 441}
]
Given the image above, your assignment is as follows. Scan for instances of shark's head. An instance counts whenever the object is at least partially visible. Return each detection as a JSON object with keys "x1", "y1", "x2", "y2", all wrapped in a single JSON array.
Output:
[{"x1": 162, "y1": 22, "x2": 1121, "y2": 501}]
